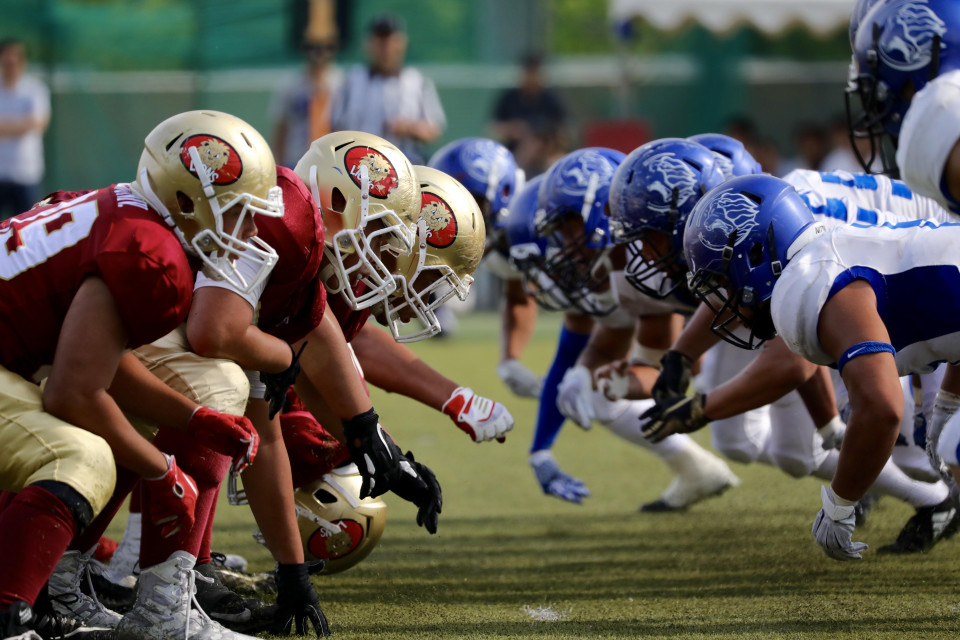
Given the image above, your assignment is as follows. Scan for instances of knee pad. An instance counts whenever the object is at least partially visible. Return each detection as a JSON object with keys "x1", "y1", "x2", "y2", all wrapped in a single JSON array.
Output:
[
  {"x1": 31, "y1": 479, "x2": 94, "y2": 531},
  {"x1": 769, "y1": 453, "x2": 816, "y2": 479}
]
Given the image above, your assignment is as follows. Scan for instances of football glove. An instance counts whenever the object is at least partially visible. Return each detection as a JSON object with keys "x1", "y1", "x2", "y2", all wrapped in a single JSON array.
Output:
[
  {"x1": 270, "y1": 562, "x2": 331, "y2": 637},
  {"x1": 144, "y1": 454, "x2": 199, "y2": 539},
  {"x1": 391, "y1": 451, "x2": 443, "y2": 534},
  {"x1": 186, "y1": 407, "x2": 259, "y2": 473},
  {"x1": 651, "y1": 350, "x2": 693, "y2": 401},
  {"x1": 816, "y1": 415, "x2": 846, "y2": 451},
  {"x1": 496, "y1": 359, "x2": 543, "y2": 398},
  {"x1": 261, "y1": 342, "x2": 307, "y2": 419},
  {"x1": 928, "y1": 390, "x2": 960, "y2": 484},
  {"x1": 529, "y1": 450, "x2": 590, "y2": 504},
  {"x1": 812, "y1": 485, "x2": 868, "y2": 561},
  {"x1": 557, "y1": 365, "x2": 596, "y2": 430},
  {"x1": 442, "y1": 387, "x2": 514, "y2": 443},
  {"x1": 342, "y1": 408, "x2": 403, "y2": 499},
  {"x1": 595, "y1": 361, "x2": 630, "y2": 402},
  {"x1": 640, "y1": 393, "x2": 710, "y2": 443}
]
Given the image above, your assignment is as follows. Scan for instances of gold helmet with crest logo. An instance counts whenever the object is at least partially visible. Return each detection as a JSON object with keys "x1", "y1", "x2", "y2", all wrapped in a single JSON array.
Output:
[
  {"x1": 378, "y1": 165, "x2": 485, "y2": 342},
  {"x1": 294, "y1": 131, "x2": 421, "y2": 310},
  {"x1": 132, "y1": 110, "x2": 284, "y2": 293}
]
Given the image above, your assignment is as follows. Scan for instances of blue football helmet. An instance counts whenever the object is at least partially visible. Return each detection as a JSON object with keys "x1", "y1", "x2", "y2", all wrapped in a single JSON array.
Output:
[
  {"x1": 428, "y1": 137, "x2": 524, "y2": 234},
  {"x1": 846, "y1": 0, "x2": 960, "y2": 174},
  {"x1": 683, "y1": 174, "x2": 817, "y2": 349},
  {"x1": 607, "y1": 138, "x2": 726, "y2": 299},
  {"x1": 688, "y1": 133, "x2": 762, "y2": 179},
  {"x1": 536, "y1": 147, "x2": 625, "y2": 315}
]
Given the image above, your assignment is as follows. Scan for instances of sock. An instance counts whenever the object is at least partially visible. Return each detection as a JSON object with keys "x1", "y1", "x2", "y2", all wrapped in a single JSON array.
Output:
[
  {"x1": 530, "y1": 324, "x2": 591, "y2": 452},
  {"x1": 0, "y1": 485, "x2": 78, "y2": 608},
  {"x1": 865, "y1": 457, "x2": 949, "y2": 508}
]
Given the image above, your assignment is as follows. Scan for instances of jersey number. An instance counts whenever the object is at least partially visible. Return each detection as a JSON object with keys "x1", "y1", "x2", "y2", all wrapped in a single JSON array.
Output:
[{"x1": 0, "y1": 197, "x2": 98, "y2": 280}]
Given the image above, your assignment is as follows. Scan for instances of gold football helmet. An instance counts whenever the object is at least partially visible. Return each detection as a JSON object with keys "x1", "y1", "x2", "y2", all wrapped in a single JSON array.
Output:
[
  {"x1": 132, "y1": 110, "x2": 284, "y2": 293},
  {"x1": 378, "y1": 166, "x2": 485, "y2": 342},
  {"x1": 294, "y1": 131, "x2": 421, "y2": 310},
  {"x1": 294, "y1": 464, "x2": 387, "y2": 574}
]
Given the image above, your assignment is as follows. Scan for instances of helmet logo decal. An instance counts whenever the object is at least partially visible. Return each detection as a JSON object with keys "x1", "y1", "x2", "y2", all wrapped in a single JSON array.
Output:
[
  {"x1": 307, "y1": 519, "x2": 363, "y2": 559},
  {"x1": 460, "y1": 140, "x2": 505, "y2": 182},
  {"x1": 879, "y1": 2, "x2": 946, "y2": 71},
  {"x1": 344, "y1": 146, "x2": 398, "y2": 199},
  {"x1": 420, "y1": 192, "x2": 457, "y2": 248},
  {"x1": 556, "y1": 150, "x2": 615, "y2": 196},
  {"x1": 711, "y1": 152, "x2": 734, "y2": 179},
  {"x1": 179, "y1": 135, "x2": 242, "y2": 185},
  {"x1": 641, "y1": 152, "x2": 698, "y2": 212},
  {"x1": 693, "y1": 192, "x2": 760, "y2": 251}
]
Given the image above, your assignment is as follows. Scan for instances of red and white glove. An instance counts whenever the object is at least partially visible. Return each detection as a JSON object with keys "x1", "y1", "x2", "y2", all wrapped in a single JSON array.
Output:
[
  {"x1": 441, "y1": 387, "x2": 514, "y2": 443},
  {"x1": 187, "y1": 407, "x2": 260, "y2": 474},
  {"x1": 144, "y1": 454, "x2": 199, "y2": 539}
]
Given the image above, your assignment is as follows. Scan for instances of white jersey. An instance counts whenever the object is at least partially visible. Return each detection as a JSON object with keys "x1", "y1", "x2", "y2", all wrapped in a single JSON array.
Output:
[
  {"x1": 897, "y1": 70, "x2": 960, "y2": 215},
  {"x1": 784, "y1": 169, "x2": 951, "y2": 227},
  {"x1": 772, "y1": 220, "x2": 960, "y2": 375}
]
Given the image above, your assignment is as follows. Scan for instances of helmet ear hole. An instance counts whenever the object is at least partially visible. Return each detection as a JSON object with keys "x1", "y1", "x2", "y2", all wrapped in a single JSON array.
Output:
[
  {"x1": 176, "y1": 192, "x2": 194, "y2": 214},
  {"x1": 748, "y1": 242, "x2": 765, "y2": 267},
  {"x1": 330, "y1": 188, "x2": 346, "y2": 213},
  {"x1": 313, "y1": 488, "x2": 338, "y2": 503}
]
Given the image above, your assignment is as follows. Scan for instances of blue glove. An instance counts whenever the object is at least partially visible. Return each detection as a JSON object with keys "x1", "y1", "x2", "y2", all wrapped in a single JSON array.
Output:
[{"x1": 529, "y1": 450, "x2": 590, "y2": 504}]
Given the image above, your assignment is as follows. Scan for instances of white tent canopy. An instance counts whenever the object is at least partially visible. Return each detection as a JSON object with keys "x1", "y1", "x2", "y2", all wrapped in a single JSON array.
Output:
[{"x1": 610, "y1": 0, "x2": 857, "y2": 36}]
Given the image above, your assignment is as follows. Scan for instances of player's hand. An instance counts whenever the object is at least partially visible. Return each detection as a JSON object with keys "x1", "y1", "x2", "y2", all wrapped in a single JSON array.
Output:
[
  {"x1": 812, "y1": 485, "x2": 868, "y2": 561},
  {"x1": 557, "y1": 365, "x2": 596, "y2": 430},
  {"x1": 271, "y1": 563, "x2": 331, "y2": 637},
  {"x1": 816, "y1": 415, "x2": 846, "y2": 451},
  {"x1": 261, "y1": 342, "x2": 307, "y2": 419},
  {"x1": 390, "y1": 451, "x2": 443, "y2": 534},
  {"x1": 342, "y1": 408, "x2": 402, "y2": 499},
  {"x1": 640, "y1": 393, "x2": 710, "y2": 443},
  {"x1": 651, "y1": 350, "x2": 693, "y2": 401},
  {"x1": 594, "y1": 360, "x2": 630, "y2": 402},
  {"x1": 496, "y1": 359, "x2": 543, "y2": 398},
  {"x1": 442, "y1": 387, "x2": 514, "y2": 443},
  {"x1": 144, "y1": 454, "x2": 199, "y2": 539},
  {"x1": 186, "y1": 407, "x2": 259, "y2": 473},
  {"x1": 530, "y1": 450, "x2": 590, "y2": 504}
]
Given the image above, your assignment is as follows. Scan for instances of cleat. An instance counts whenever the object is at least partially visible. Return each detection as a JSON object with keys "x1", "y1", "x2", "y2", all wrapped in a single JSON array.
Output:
[
  {"x1": 877, "y1": 496, "x2": 959, "y2": 554},
  {"x1": 47, "y1": 550, "x2": 122, "y2": 630},
  {"x1": 1, "y1": 601, "x2": 43, "y2": 640},
  {"x1": 209, "y1": 553, "x2": 275, "y2": 597},
  {"x1": 83, "y1": 559, "x2": 136, "y2": 614},
  {"x1": 31, "y1": 591, "x2": 112, "y2": 640},
  {"x1": 640, "y1": 445, "x2": 740, "y2": 512},
  {"x1": 193, "y1": 563, "x2": 251, "y2": 627},
  {"x1": 116, "y1": 551, "x2": 261, "y2": 640}
]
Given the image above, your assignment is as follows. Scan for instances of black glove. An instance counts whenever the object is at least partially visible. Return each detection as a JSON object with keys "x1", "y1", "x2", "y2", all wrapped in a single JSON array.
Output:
[
  {"x1": 640, "y1": 393, "x2": 711, "y2": 443},
  {"x1": 651, "y1": 350, "x2": 693, "y2": 402},
  {"x1": 270, "y1": 562, "x2": 331, "y2": 637},
  {"x1": 342, "y1": 408, "x2": 403, "y2": 499},
  {"x1": 261, "y1": 342, "x2": 308, "y2": 419},
  {"x1": 391, "y1": 451, "x2": 443, "y2": 534}
]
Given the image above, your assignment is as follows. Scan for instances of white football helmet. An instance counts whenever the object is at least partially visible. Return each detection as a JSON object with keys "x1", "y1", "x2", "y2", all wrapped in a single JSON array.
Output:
[
  {"x1": 132, "y1": 110, "x2": 283, "y2": 293},
  {"x1": 295, "y1": 131, "x2": 421, "y2": 310},
  {"x1": 377, "y1": 166, "x2": 485, "y2": 342}
]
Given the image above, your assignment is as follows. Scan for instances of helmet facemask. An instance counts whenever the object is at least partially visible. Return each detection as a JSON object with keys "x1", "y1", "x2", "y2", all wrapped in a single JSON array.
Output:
[{"x1": 615, "y1": 187, "x2": 688, "y2": 299}]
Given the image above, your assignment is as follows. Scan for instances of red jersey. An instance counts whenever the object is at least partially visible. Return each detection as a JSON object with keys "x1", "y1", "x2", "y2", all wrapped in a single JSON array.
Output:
[
  {"x1": 327, "y1": 280, "x2": 371, "y2": 343},
  {"x1": 0, "y1": 184, "x2": 194, "y2": 379},
  {"x1": 256, "y1": 166, "x2": 327, "y2": 344}
]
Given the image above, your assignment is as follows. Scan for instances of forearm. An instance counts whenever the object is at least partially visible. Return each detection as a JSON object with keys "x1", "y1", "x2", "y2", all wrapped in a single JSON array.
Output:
[
  {"x1": 0, "y1": 116, "x2": 42, "y2": 136},
  {"x1": 298, "y1": 312, "x2": 372, "y2": 422},
  {"x1": 623, "y1": 364, "x2": 660, "y2": 399},
  {"x1": 832, "y1": 412, "x2": 899, "y2": 501},
  {"x1": 500, "y1": 279, "x2": 538, "y2": 361},
  {"x1": 578, "y1": 325, "x2": 634, "y2": 371},
  {"x1": 797, "y1": 366, "x2": 838, "y2": 428},
  {"x1": 241, "y1": 398, "x2": 303, "y2": 564},
  {"x1": 109, "y1": 352, "x2": 196, "y2": 429},
  {"x1": 191, "y1": 323, "x2": 292, "y2": 374},
  {"x1": 672, "y1": 302, "x2": 721, "y2": 360},
  {"x1": 354, "y1": 323, "x2": 455, "y2": 411}
]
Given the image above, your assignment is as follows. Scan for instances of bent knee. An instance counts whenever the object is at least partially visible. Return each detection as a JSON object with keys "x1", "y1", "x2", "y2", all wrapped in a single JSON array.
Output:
[{"x1": 770, "y1": 453, "x2": 816, "y2": 479}]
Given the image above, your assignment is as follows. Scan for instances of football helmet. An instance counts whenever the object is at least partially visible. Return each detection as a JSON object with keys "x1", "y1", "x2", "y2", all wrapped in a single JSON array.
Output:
[
  {"x1": 133, "y1": 110, "x2": 283, "y2": 293},
  {"x1": 608, "y1": 138, "x2": 725, "y2": 299},
  {"x1": 846, "y1": 0, "x2": 960, "y2": 173},
  {"x1": 536, "y1": 147, "x2": 625, "y2": 315},
  {"x1": 683, "y1": 174, "x2": 819, "y2": 350},
  {"x1": 687, "y1": 133, "x2": 762, "y2": 179},
  {"x1": 294, "y1": 464, "x2": 387, "y2": 575},
  {"x1": 378, "y1": 166, "x2": 485, "y2": 342},
  {"x1": 428, "y1": 137, "x2": 524, "y2": 242},
  {"x1": 295, "y1": 131, "x2": 421, "y2": 310}
]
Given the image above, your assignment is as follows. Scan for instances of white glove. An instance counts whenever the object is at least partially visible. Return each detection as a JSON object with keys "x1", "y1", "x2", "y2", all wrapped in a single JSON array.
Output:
[
  {"x1": 928, "y1": 390, "x2": 960, "y2": 482},
  {"x1": 442, "y1": 387, "x2": 514, "y2": 443},
  {"x1": 812, "y1": 485, "x2": 868, "y2": 561},
  {"x1": 817, "y1": 415, "x2": 846, "y2": 451},
  {"x1": 557, "y1": 366, "x2": 596, "y2": 430},
  {"x1": 496, "y1": 359, "x2": 543, "y2": 398},
  {"x1": 595, "y1": 361, "x2": 630, "y2": 402}
]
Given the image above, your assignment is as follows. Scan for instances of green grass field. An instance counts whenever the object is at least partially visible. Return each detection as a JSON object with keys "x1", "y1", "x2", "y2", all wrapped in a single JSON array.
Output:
[{"x1": 111, "y1": 312, "x2": 960, "y2": 639}]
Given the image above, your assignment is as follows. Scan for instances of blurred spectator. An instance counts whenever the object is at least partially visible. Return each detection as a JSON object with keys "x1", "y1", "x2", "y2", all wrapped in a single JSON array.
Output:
[
  {"x1": 754, "y1": 136, "x2": 796, "y2": 177},
  {"x1": 490, "y1": 52, "x2": 568, "y2": 176},
  {"x1": 0, "y1": 39, "x2": 49, "y2": 220},
  {"x1": 792, "y1": 121, "x2": 829, "y2": 170},
  {"x1": 270, "y1": 38, "x2": 342, "y2": 168},
  {"x1": 330, "y1": 13, "x2": 445, "y2": 164},
  {"x1": 819, "y1": 114, "x2": 863, "y2": 173}
]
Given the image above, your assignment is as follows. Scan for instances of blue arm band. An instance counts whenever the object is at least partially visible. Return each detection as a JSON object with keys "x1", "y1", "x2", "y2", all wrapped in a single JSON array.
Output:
[{"x1": 837, "y1": 341, "x2": 896, "y2": 375}]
